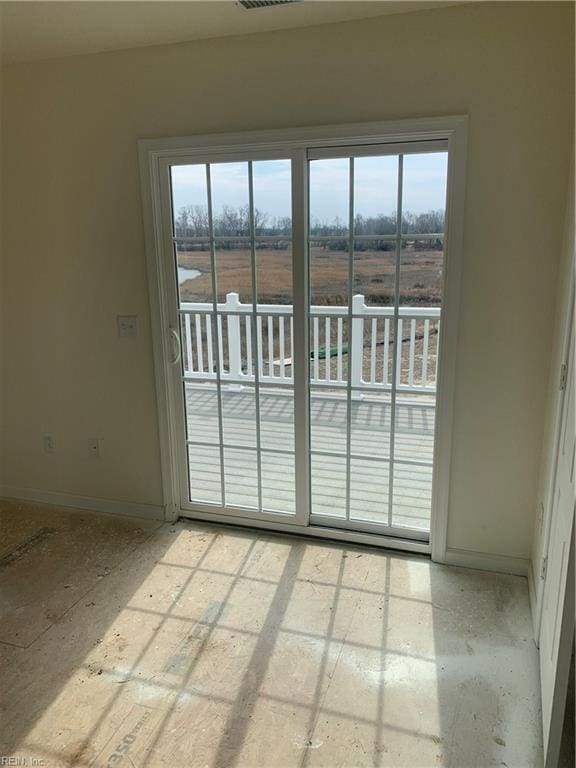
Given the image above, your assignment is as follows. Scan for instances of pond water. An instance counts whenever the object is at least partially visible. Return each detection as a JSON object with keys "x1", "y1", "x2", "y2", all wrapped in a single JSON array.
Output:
[{"x1": 178, "y1": 267, "x2": 201, "y2": 284}]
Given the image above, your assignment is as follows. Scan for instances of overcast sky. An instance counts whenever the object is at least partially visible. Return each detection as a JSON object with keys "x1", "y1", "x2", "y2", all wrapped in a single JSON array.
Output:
[{"x1": 171, "y1": 152, "x2": 447, "y2": 221}]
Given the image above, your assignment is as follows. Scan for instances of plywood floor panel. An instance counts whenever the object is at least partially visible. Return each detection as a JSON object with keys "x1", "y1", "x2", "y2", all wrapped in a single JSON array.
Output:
[{"x1": 0, "y1": 503, "x2": 541, "y2": 768}]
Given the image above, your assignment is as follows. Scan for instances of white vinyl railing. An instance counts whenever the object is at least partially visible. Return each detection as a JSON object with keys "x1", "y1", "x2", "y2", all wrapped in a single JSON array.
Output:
[{"x1": 179, "y1": 292, "x2": 440, "y2": 394}]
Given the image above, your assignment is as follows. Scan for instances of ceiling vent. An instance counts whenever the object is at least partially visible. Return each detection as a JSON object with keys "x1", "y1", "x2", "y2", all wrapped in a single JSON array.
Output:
[{"x1": 238, "y1": 0, "x2": 301, "y2": 9}]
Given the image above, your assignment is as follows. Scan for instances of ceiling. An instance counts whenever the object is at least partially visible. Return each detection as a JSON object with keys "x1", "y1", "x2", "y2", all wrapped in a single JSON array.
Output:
[{"x1": 1, "y1": 1, "x2": 462, "y2": 64}]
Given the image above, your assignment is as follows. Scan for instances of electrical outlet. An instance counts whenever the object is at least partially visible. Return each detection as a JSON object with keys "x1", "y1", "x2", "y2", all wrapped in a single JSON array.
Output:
[
  {"x1": 88, "y1": 438, "x2": 102, "y2": 458},
  {"x1": 43, "y1": 433, "x2": 56, "y2": 453},
  {"x1": 117, "y1": 315, "x2": 139, "y2": 337}
]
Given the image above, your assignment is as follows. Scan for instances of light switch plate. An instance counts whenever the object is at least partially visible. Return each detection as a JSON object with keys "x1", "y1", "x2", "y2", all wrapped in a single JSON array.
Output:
[{"x1": 117, "y1": 315, "x2": 139, "y2": 337}]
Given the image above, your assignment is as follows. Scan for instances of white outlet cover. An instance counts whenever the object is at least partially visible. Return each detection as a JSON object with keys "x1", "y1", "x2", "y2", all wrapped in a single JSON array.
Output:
[{"x1": 117, "y1": 315, "x2": 139, "y2": 337}]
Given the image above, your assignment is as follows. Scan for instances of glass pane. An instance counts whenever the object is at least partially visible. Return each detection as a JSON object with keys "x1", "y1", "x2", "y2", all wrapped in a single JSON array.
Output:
[
  {"x1": 399, "y1": 239, "x2": 444, "y2": 308},
  {"x1": 215, "y1": 309, "x2": 254, "y2": 379},
  {"x1": 261, "y1": 451, "x2": 295, "y2": 515},
  {"x1": 180, "y1": 311, "x2": 216, "y2": 379},
  {"x1": 252, "y1": 159, "x2": 292, "y2": 230},
  {"x1": 353, "y1": 314, "x2": 395, "y2": 388},
  {"x1": 310, "y1": 240, "x2": 349, "y2": 307},
  {"x1": 171, "y1": 164, "x2": 208, "y2": 234},
  {"x1": 395, "y1": 314, "x2": 440, "y2": 390},
  {"x1": 184, "y1": 382, "x2": 219, "y2": 444},
  {"x1": 256, "y1": 241, "x2": 292, "y2": 306},
  {"x1": 309, "y1": 158, "x2": 349, "y2": 237},
  {"x1": 311, "y1": 453, "x2": 346, "y2": 518},
  {"x1": 187, "y1": 444, "x2": 221, "y2": 505},
  {"x1": 309, "y1": 315, "x2": 348, "y2": 388},
  {"x1": 171, "y1": 164, "x2": 211, "y2": 305},
  {"x1": 392, "y1": 392, "x2": 433, "y2": 525},
  {"x1": 309, "y1": 386, "x2": 347, "y2": 456},
  {"x1": 215, "y1": 244, "x2": 252, "y2": 305},
  {"x1": 221, "y1": 385, "x2": 257, "y2": 449},
  {"x1": 392, "y1": 461, "x2": 432, "y2": 531},
  {"x1": 253, "y1": 160, "x2": 293, "y2": 307},
  {"x1": 349, "y1": 457, "x2": 390, "y2": 524},
  {"x1": 224, "y1": 448, "x2": 258, "y2": 509},
  {"x1": 422, "y1": 318, "x2": 440, "y2": 390},
  {"x1": 353, "y1": 156, "x2": 398, "y2": 306},
  {"x1": 256, "y1": 312, "x2": 293, "y2": 384},
  {"x1": 350, "y1": 394, "x2": 392, "y2": 459},
  {"x1": 394, "y1": 395, "x2": 435, "y2": 465},
  {"x1": 211, "y1": 162, "x2": 250, "y2": 237},
  {"x1": 260, "y1": 388, "x2": 294, "y2": 453},
  {"x1": 354, "y1": 155, "x2": 398, "y2": 232},
  {"x1": 394, "y1": 154, "x2": 444, "y2": 532},
  {"x1": 353, "y1": 247, "x2": 395, "y2": 308},
  {"x1": 175, "y1": 243, "x2": 211, "y2": 304},
  {"x1": 401, "y1": 152, "x2": 448, "y2": 235}
]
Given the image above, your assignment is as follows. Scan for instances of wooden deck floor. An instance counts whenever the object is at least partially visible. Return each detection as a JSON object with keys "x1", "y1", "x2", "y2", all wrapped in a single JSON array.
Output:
[{"x1": 185, "y1": 385, "x2": 435, "y2": 532}]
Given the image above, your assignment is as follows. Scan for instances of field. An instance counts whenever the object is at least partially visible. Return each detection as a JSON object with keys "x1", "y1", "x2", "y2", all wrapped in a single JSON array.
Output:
[
  {"x1": 177, "y1": 245, "x2": 442, "y2": 387},
  {"x1": 177, "y1": 245, "x2": 443, "y2": 306}
]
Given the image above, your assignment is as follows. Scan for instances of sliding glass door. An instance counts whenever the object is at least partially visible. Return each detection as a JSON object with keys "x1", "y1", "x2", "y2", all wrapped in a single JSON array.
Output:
[
  {"x1": 159, "y1": 138, "x2": 449, "y2": 543},
  {"x1": 307, "y1": 147, "x2": 447, "y2": 539},
  {"x1": 169, "y1": 157, "x2": 300, "y2": 521}
]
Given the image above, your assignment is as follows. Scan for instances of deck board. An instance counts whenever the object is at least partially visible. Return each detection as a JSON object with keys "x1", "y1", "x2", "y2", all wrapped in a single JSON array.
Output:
[{"x1": 184, "y1": 385, "x2": 434, "y2": 532}]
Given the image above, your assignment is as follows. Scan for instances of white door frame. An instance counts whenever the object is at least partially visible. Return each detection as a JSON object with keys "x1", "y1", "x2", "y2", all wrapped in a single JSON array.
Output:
[
  {"x1": 533, "y1": 278, "x2": 575, "y2": 641},
  {"x1": 138, "y1": 115, "x2": 468, "y2": 559},
  {"x1": 538, "y1": 310, "x2": 575, "y2": 765}
]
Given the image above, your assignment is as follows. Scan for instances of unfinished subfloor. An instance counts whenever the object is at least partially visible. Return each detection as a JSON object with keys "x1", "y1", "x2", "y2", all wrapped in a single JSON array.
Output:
[{"x1": 0, "y1": 499, "x2": 542, "y2": 767}]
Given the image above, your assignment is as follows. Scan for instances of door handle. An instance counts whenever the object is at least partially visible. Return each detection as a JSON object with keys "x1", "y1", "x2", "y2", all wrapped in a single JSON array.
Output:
[{"x1": 168, "y1": 326, "x2": 181, "y2": 365}]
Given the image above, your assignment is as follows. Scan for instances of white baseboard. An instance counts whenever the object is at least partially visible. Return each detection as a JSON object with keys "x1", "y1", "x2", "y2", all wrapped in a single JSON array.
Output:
[
  {"x1": 0, "y1": 486, "x2": 166, "y2": 522},
  {"x1": 0, "y1": 489, "x2": 533, "y2": 576},
  {"x1": 443, "y1": 546, "x2": 529, "y2": 576}
]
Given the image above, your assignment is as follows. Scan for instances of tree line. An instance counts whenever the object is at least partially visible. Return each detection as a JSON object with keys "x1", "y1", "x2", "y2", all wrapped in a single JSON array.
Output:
[{"x1": 175, "y1": 205, "x2": 444, "y2": 251}]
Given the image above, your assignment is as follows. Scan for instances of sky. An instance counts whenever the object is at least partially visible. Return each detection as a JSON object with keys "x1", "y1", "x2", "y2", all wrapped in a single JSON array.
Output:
[{"x1": 171, "y1": 152, "x2": 448, "y2": 222}]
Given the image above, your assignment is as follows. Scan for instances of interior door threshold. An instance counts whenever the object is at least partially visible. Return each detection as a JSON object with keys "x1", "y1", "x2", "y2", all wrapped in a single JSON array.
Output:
[{"x1": 177, "y1": 507, "x2": 431, "y2": 555}]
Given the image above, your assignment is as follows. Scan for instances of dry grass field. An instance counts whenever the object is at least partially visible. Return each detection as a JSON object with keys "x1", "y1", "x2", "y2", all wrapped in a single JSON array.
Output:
[
  {"x1": 177, "y1": 245, "x2": 442, "y2": 387},
  {"x1": 177, "y1": 245, "x2": 443, "y2": 306}
]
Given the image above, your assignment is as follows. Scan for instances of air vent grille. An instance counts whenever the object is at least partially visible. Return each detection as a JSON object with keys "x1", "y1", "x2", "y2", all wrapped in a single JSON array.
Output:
[{"x1": 238, "y1": 0, "x2": 301, "y2": 9}]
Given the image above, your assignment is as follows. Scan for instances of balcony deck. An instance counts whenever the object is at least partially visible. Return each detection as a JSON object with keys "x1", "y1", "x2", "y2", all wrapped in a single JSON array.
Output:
[{"x1": 185, "y1": 386, "x2": 434, "y2": 533}]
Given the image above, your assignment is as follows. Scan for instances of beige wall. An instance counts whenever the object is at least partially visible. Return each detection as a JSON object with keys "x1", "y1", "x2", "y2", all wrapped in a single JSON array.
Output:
[{"x1": 1, "y1": 2, "x2": 573, "y2": 558}]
